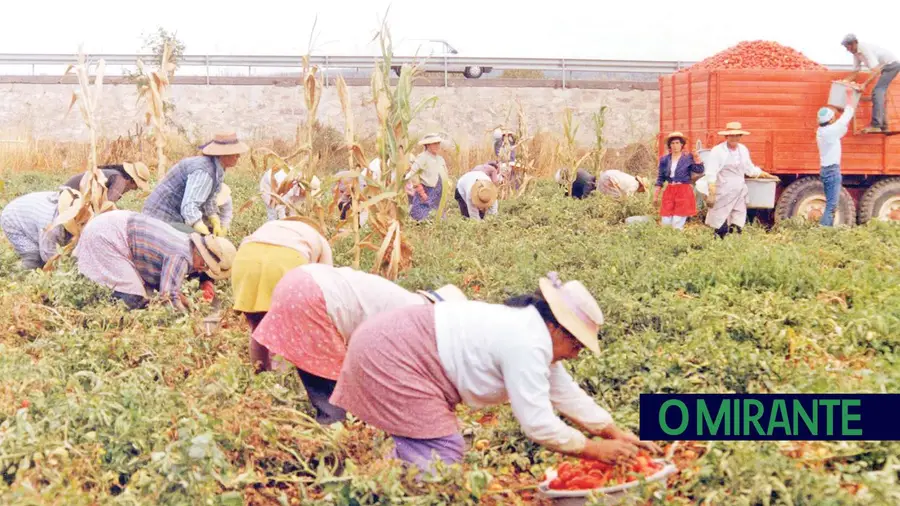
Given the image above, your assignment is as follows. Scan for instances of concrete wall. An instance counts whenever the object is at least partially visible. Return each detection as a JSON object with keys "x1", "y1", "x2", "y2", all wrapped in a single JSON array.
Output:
[{"x1": 0, "y1": 81, "x2": 660, "y2": 148}]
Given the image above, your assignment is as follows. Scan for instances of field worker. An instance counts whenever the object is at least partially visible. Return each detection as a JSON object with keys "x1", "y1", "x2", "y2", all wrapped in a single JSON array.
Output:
[
  {"x1": 251, "y1": 263, "x2": 466, "y2": 424},
  {"x1": 816, "y1": 87, "x2": 858, "y2": 227},
  {"x1": 841, "y1": 34, "x2": 898, "y2": 134},
  {"x1": 330, "y1": 272, "x2": 660, "y2": 475},
  {"x1": 471, "y1": 161, "x2": 503, "y2": 184},
  {"x1": 231, "y1": 217, "x2": 333, "y2": 351},
  {"x1": 653, "y1": 132, "x2": 705, "y2": 230},
  {"x1": 63, "y1": 163, "x2": 151, "y2": 203},
  {"x1": 555, "y1": 168, "x2": 597, "y2": 199},
  {"x1": 455, "y1": 170, "x2": 499, "y2": 220},
  {"x1": 143, "y1": 131, "x2": 248, "y2": 236},
  {"x1": 703, "y1": 122, "x2": 774, "y2": 238},
  {"x1": 492, "y1": 127, "x2": 517, "y2": 162},
  {"x1": 597, "y1": 170, "x2": 649, "y2": 199},
  {"x1": 407, "y1": 133, "x2": 449, "y2": 221},
  {"x1": 259, "y1": 167, "x2": 305, "y2": 221},
  {"x1": 0, "y1": 188, "x2": 85, "y2": 270},
  {"x1": 74, "y1": 210, "x2": 235, "y2": 311}
]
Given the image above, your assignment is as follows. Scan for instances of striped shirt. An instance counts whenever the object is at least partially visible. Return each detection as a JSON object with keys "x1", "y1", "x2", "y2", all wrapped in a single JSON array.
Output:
[
  {"x1": 0, "y1": 191, "x2": 60, "y2": 259},
  {"x1": 143, "y1": 156, "x2": 223, "y2": 226},
  {"x1": 126, "y1": 213, "x2": 193, "y2": 306}
]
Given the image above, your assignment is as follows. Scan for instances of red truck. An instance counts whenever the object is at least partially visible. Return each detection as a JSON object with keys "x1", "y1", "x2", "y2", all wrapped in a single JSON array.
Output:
[{"x1": 659, "y1": 70, "x2": 900, "y2": 225}]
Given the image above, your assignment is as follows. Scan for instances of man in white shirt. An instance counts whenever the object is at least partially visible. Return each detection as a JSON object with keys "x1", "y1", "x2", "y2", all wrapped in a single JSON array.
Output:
[
  {"x1": 454, "y1": 170, "x2": 498, "y2": 220},
  {"x1": 816, "y1": 86, "x2": 857, "y2": 227},
  {"x1": 842, "y1": 34, "x2": 898, "y2": 133}
]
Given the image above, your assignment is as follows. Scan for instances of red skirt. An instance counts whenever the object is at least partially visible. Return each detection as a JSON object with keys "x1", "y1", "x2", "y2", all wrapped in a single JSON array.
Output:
[{"x1": 660, "y1": 184, "x2": 698, "y2": 217}]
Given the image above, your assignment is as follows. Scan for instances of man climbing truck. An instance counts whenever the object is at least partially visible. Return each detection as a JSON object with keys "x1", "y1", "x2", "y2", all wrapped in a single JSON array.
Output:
[
  {"x1": 659, "y1": 40, "x2": 900, "y2": 227},
  {"x1": 840, "y1": 34, "x2": 899, "y2": 134}
]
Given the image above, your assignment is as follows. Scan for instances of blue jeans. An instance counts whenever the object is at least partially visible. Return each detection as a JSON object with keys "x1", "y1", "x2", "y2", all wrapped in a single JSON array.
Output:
[
  {"x1": 872, "y1": 62, "x2": 899, "y2": 129},
  {"x1": 820, "y1": 164, "x2": 842, "y2": 227}
]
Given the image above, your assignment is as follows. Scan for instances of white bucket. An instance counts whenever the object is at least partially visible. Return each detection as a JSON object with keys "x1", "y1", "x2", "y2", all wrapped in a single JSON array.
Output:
[
  {"x1": 538, "y1": 459, "x2": 678, "y2": 506},
  {"x1": 745, "y1": 177, "x2": 779, "y2": 209},
  {"x1": 828, "y1": 81, "x2": 861, "y2": 111}
]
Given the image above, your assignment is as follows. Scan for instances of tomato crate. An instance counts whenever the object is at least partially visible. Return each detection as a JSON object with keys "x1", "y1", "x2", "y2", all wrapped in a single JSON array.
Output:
[{"x1": 538, "y1": 459, "x2": 678, "y2": 505}]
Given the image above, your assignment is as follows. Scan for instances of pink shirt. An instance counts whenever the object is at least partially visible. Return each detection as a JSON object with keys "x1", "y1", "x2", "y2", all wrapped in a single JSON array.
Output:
[{"x1": 240, "y1": 220, "x2": 334, "y2": 265}]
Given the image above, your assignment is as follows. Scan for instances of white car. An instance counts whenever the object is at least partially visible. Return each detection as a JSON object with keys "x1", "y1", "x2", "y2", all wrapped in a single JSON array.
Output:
[{"x1": 390, "y1": 39, "x2": 492, "y2": 79}]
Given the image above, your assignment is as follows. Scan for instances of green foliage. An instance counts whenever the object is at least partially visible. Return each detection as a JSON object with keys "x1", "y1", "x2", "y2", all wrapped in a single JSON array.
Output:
[{"x1": 1, "y1": 171, "x2": 900, "y2": 504}]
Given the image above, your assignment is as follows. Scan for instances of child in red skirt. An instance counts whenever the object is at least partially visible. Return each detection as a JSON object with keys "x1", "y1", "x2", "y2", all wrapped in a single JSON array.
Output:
[{"x1": 653, "y1": 132, "x2": 705, "y2": 229}]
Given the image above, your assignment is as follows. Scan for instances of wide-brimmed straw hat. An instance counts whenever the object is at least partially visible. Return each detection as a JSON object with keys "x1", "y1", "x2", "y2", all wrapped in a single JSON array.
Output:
[
  {"x1": 54, "y1": 187, "x2": 88, "y2": 235},
  {"x1": 122, "y1": 162, "x2": 151, "y2": 191},
  {"x1": 418, "y1": 284, "x2": 468, "y2": 303},
  {"x1": 200, "y1": 131, "x2": 250, "y2": 156},
  {"x1": 538, "y1": 272, "x2": 604, "y2": 355},
  {"x1": 471, "y1": 180, "x2": 498, "y2": 210},
  {"x1": 635, "y1": 175, "x2": 649, "y2": 192},
  {"x1": 718, "y1": 122, "x2": 750, "y2": 136},
  {"x1": 189, "y1": 233, "x2": 237, "y2": 280},
  {"x1": 666, "y1": 131, "x2": 688, "y2": 145},
  {"x1": 216, "y1": 183, "x2": 231, "y2": 207},
  {"x1": 417, "y1": 133, "x2": 444, "y2": 146}
]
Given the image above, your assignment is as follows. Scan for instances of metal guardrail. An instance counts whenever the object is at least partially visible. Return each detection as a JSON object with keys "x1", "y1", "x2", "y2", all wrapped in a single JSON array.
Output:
[{"x1": 0, "y1": 53, "x2": 856, "y2": 87}]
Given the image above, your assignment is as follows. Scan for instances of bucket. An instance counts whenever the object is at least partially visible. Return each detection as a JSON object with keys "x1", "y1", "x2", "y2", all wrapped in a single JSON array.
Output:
[{"x1": 828, "y1": 81, "x2": 861, "y2": 111}]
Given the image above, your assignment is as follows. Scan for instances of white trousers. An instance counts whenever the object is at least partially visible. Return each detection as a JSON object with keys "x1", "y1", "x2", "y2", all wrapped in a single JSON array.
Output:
[{"x1": 661, "y1": 216, "x2": 688, "y2": 230}]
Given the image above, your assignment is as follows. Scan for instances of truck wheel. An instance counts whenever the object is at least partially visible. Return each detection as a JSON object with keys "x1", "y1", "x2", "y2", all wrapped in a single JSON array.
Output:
[
  {"x1": 774, "y1": 177, "x2": 856, "y2": 226},
  {"x1": 463, "y1": 66, "x2": 484, "y2": 78},
  {"x1": 858, "y1": 177, "x2": 900, "y2": 224}
]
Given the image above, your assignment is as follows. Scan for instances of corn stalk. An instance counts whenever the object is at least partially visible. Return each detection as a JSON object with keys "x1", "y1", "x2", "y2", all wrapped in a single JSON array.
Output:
[
  {"x1": 135, "y1": 42, "x2": 175, "y2": 176},
  {"x1": 591, "y1": 106, "x2": 609, "y2": 171},
  {"x1": 362, "y1": 12, "x2": 437, "y2": 279},
  {"x1": 44, "y1": 50, "x2": 115, "y2": 270},
  {"x1": 557, "y1": 107, "x2": 594, "y2": 197}
]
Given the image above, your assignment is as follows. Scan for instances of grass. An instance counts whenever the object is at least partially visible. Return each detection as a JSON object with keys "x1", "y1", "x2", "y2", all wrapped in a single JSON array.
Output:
[{"x1": 1, "y1": 166, "x2": 900, "y2": 505}]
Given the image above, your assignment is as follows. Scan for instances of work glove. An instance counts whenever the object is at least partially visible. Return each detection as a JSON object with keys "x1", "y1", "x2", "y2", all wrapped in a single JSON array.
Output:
[
  {"x1": 192, "y1": 220, "x2": 212, "y2": 236},
  {"x1": 209, "y1": 215, "x2": 225, "y2": 237}
]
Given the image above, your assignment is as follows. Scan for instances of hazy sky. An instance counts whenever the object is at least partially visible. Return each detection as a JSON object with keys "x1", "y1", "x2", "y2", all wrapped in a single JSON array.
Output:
[{"x1": 2, "y1": 0, "x2": 898, "y2": 64}]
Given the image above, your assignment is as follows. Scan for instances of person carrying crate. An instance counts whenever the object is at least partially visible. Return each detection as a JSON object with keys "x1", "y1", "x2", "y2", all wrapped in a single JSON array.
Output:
[
  {"x1": 816, "y1": 87, "x2": 857, "y2": 227},
  {"x1": 841, "y1": 34, "x2": 898, "y2": 134}
]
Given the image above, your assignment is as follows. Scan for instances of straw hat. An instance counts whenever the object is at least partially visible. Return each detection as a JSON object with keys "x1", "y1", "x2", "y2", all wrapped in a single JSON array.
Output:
[
  {"x1": 200, "y1": 131, "x2": 250, "y2": 156},
  {"x1": 471, "y1": 179, "x2": 498, "y2": 210},
  {"x1": 417, "y1": 133, "x2": 443, "y2": 146},
  {"x1": 216, "y1": 183, "x2": 232, "y2": 207},
  {"x1": 122, "y1": 162, "x2": 151, "y2": 191},
  {"x1": 635, "y1": 175, "x2": 649, "y2": 192},
  {"x1": 55, "y1": 187, "x2": 87, "y2": 235},
  {"x1": 418, "y1": 284, "x2": 468, "y2": 303},
  {"x1": 718, "y1": 122, "x2": 750, "y2": 136},
  {"x1": 189, "y1": 233, "x2": 237, "y2": 281},
  {"x1": 538, "y1": 272, "x2": 604, "y2": 355},
  {"x1": 665, "y1": 131, "x2": 687, "y2": 145}
]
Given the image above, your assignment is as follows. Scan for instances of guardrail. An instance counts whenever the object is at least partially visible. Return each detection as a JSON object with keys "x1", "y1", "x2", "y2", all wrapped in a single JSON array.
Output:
[{"x1": 0, "y1": 53, "x2": 856, "y2": 88}]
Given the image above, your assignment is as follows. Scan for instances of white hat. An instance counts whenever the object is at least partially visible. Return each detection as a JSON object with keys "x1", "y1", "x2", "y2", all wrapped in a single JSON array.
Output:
[
  {"x1": 122, "y1": 162, "x2": 151, "y2": 191},
  {"x1": 538, "y1": 272, "x2": 604, "y2": 355},
  {"x1": 200, "y1": 131, "x2": 250, "y2": 157},
  {"x1": 417, "y1": 133, "x2": 443, "y2": 146},
  {"x1": 718, "y1": 121, "x2": 750, "y2": 136},
  {"x1": 418, "y1": 285, "x2": 468, "y2": 303},
  {"x1": 818, "y1": 107, "x2": 836, "y2": 124},
  {"x1": 189, "y1": 234, "x2": 237, "y2": 280}
]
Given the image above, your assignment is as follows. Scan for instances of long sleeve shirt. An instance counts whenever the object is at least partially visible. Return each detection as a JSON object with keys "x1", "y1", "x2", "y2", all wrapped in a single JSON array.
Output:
[
  {"x1": 0, "y1": 191, "x2": 60, "y2": 258},
  {"x1": 456, "y1": 171, "x2": 498, "y2": 220},
  {"x1": 408, "y1": 151, "x2": 447, "y2": 188},
  {"x1": 300, "y1": 264, "x2": 426, "y2": 343},
  {"x1": 817, "y1": 106, "x2": 855, "y2": 167},
  {"x1": 126, "y1": 213, "x2": 193, "y2": 308},
  {"x1": 702, "y1": 142, "x2": 762, "y2": 188},
  {"x1": 143, "y1": 155, "x2": 223, "y2": 226},
  {"x1": 597, "y1": 170, "x2": 641, "y2": 198},
  {"x1": 434, "y1": 301, "x2": 614, "y2": 453},
  {"x1": 656, "y1": 154, "x2": 704, "y2": 186}
]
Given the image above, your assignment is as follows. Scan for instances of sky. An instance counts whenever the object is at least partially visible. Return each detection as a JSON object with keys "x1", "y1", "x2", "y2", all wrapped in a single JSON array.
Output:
[{"x1": 1, "y1": 0, "x2": 898, "y2": 64}]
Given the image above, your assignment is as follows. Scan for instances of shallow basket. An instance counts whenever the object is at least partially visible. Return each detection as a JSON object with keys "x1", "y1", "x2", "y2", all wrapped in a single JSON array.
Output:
[{"x1": 538, "y1": 459, "x2": 678, "y2": 506}]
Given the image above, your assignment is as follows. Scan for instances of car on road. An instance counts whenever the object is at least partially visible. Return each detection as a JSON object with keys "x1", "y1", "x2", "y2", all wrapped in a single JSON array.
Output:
[{"x1": 390, "y1": 39, "x2": 492, "y2": 79}]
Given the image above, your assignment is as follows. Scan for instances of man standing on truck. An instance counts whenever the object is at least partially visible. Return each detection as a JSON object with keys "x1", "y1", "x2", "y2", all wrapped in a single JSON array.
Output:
[
  {"x1": 841, "y1": 34, "x2": 898, "y2": 133},
  {"x1": 816, "y1": 87, "x2": 857, "y2": 227}
]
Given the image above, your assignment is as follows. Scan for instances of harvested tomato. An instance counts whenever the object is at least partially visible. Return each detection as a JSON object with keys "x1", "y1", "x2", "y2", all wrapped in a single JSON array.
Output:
[
  {"x1": 678, "y1": 40, "x2": 826, "y2": 73},
  {"x1": 547, "y1": 451, "x2": 663, "y2": 491}
]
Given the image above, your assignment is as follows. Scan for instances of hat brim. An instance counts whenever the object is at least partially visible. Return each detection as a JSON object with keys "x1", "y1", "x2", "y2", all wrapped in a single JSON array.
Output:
[
  {"x1": 539, "y1": 278, "x2": 601, "y2": 355},
  {"x1": 189, "y1": 233, "x2": 228, "y2": 280},
  {"x1": 122, "y1": 163, "x2": 151, "y2": 191},
  {"x1": 201, "y1": 141, "x2": 250, "y2": 156},
  {"x1": 718, "y1": 130, "x2": 750, "y2": 136},
  {"x1": 417, "y1": 136, "x2": 443, "y2": 146}
]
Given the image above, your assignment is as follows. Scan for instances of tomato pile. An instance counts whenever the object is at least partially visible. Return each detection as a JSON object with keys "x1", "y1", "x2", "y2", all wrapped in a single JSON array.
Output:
[
  {"x1": 679, "y1": 40, "x2": 827, "y2": 72},
  {"x1": 548, "y1": 452, "x2": 664, "y2": 491}
]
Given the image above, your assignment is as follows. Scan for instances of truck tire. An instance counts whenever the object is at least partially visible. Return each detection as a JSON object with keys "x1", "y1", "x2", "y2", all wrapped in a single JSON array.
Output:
[
  {"x1": 858, "y1": 177, "x2": 900, "y2": 224},
  {"x1": 463, "y1": 66, "x2": 484, "y2": 78},
  {"x1": 774, "y1": 177, "x2": 856, "y2": 226}
]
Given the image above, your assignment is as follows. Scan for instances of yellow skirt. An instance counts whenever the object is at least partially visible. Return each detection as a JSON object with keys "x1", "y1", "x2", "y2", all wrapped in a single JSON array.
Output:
[{"x1": 231, "y1": 242, "x2": 308, "y2": 313}]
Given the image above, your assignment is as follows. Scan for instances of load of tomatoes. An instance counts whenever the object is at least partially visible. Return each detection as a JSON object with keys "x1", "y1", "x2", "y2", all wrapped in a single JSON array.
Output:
[{"x1": 548, "y1": 451, "x2": 663, "y2": 491}]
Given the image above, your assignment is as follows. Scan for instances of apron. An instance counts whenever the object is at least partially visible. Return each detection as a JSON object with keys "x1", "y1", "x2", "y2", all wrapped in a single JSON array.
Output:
[{"x1": 705, "y1": 149, "x2": 749, "y2": 229}]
